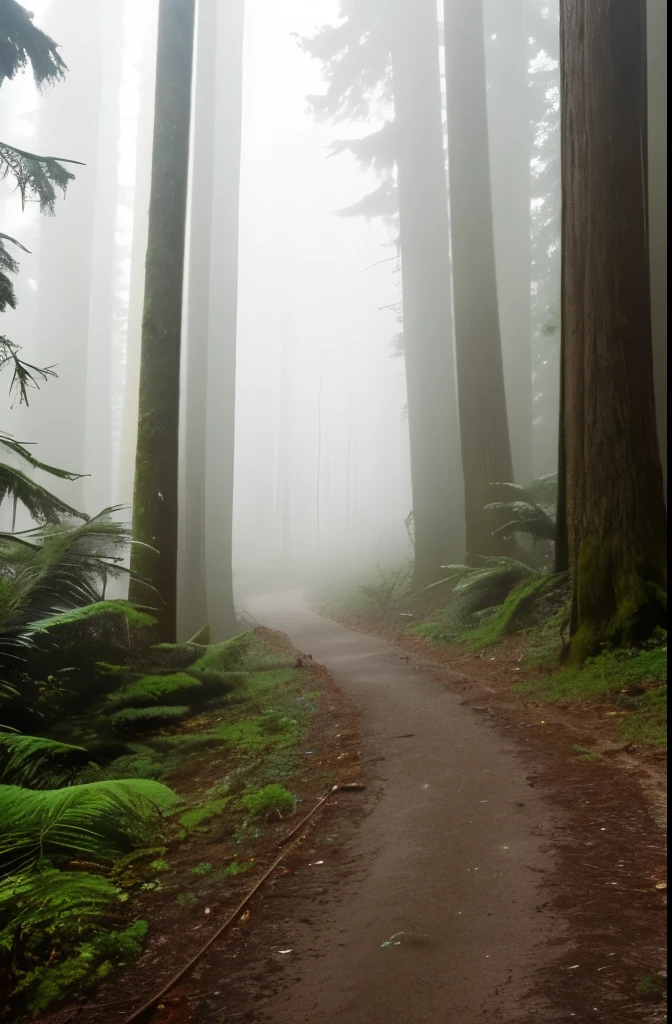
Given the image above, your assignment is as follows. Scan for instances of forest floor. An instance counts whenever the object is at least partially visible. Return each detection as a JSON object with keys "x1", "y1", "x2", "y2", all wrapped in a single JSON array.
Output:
[{"x1": 43, "y1": 594, "x2": 666, "y2": 1024}]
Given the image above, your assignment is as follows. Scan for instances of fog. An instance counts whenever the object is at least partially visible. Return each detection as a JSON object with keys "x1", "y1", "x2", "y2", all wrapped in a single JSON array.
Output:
[{"x1": 1, "y1": 0, "x2": 666, "y2": 640}]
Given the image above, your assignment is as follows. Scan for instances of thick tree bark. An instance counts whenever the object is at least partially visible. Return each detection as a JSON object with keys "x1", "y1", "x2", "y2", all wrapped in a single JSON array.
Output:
[
  {"x1": 178, "y1": 0, "x2": 217, "y2": 641},
  {"x1": 129, "y1": 0, "x2": 195, "y2": 642},
  {"x1": 444, "y1": 0, "x2": 514, "y2": 556},
  {"x1": 390, "y1": 0, "x2": 465, "y2": 590},
  {"x1": 559, "y1": 0, "x2": 666, "y2": 661},
  {"x1": 202, "y1": 0, "x2": 244, "y2": 641},
  {"x1": 647, "y1": 0, "x2": 667, "y2": 495}
]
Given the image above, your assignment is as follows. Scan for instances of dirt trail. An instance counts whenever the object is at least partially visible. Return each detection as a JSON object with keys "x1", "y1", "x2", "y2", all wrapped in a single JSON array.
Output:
[{"x1": 243, "y1": 591, "x2": 560, "y2": 1024}]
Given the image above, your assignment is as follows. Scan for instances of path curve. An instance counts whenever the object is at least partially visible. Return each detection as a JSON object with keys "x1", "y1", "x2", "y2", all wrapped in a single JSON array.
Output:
[{"x1": 244, "y1": 591, "x2": 560, "y2": 1023}]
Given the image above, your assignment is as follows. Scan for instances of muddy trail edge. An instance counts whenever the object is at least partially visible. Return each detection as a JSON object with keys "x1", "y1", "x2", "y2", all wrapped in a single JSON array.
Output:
[{"x1": 242, "y1": 590, "x2": 559, "y2": 1024}]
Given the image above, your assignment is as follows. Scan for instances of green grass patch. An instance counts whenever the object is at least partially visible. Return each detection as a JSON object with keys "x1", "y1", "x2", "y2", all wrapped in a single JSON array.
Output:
[
  {"x1": 518, "y1": 641, "x2": 667, "y2": 747},
  {"x1": 240, "y1": 784, "x2": 296, "y2": 819},
  {"x1": 219, "y1": 859, "x2": 254, "y2": 877},
  {"x1": 190, "y1": 861, "x2": 213, "y2": 875},
  {"x1": 178, "y1": 797, "x2": 230, "y2": 832},
  {"x1": 571, "y1": 745, "x2": 603, "y2": 762}
]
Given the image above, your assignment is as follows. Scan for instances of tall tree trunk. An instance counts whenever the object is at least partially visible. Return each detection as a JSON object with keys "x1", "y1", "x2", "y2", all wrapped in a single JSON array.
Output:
[
  {"x1": 129, "y1": 0, "x2": 195, "y2": 642},
  {"x1": 647, "y1": 0, "x2": 666, "y2": 495},
  {"x1": 117, "y1": 4, "x2": 158, "y2": 516},
  {"x1": 486, "y1": 0, "x2": 533, "y2": 487},
  {"x1": 390, "y1": 0, "x2": 465, "y2": 591},
  {"x1": 202, "y1": 0, "x2": 244, "y2": 641},
  {"x1": 84, "y1": 0, "x2": 123, "y2": 515},
  {"x1": 444, "y1": 0, "x2": 514, "y2": 556},
  {"x1": 178, "y1": 0, "x2": 218, "y2": 641},
  {"x1": 559, "y1": 0, "x2": 666, "y2": 661}
]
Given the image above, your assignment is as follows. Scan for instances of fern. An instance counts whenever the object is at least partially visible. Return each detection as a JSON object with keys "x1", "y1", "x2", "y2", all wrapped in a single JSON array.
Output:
[
  {"x1": 189, "y1": 632, "x2": 253, "y2": 674},
  {"x1": 0, "y1": 510, "x2": 137, "y2": 641},
  {"x1": 110, "y1": 705, "x2": 190, "y2": 733},
  {"x1": 0, "y1": 733, "x2": 89, "y2": 787},
  {"x1": 106, "y1": 673, "x2": 203, "y2": 710},
  {"x1": 485, "y1": 474, "x2": 557, "y2": 545},
  {"x1": 0, "y1": 869, "x2": 118, "y2": 937},
  {"x1": 424, "y1": 555, "x2": 538, "y2": 617},
  {"x1": 11, "y1": 918, "x2": 148, "y2": 1016},
  {"x1": 0, "y1": 779, "x2": 179, "y2": 874}
]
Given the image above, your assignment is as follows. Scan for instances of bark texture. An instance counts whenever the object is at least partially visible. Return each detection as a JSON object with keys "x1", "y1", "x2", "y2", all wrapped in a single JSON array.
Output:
[
  {"x1": 559, "y1": 0, "x2": 666, "y2": 661},
  {"x1": 391, "y1": 0, "x2": 465, "y2": 590},
  {"x1": 178, "y1": 0, "x2": 217, "y2": 641},
  {"x1": 129, "y1": 0, "x2": 195, "y2": 642},
  {"x1": 445, "y1": 0, "x2": 514, "y2": 556},
  {"x1": 646, "y1": 0, "x2": 667, "y2": 494}
]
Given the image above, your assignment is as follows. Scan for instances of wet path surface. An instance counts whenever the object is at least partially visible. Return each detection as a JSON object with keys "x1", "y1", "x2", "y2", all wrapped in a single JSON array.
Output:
[{"x1": 243, "y1": 592, "x2": 561, "y2": 1023}]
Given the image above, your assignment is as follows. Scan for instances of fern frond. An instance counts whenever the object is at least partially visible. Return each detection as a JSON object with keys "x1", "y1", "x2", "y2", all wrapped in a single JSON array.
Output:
[
  {"x1": 0, "y1": 464, "x2": 86, "y2": 524},
  {"x1": 0, "y1": 779, "x2": 180, "y2": 875},
  {"x1": 0, "y1": 868, "x2": 117, "y2": 935},
  {"x1": 0, "y1": 733, "x2": 89, "y2": 787}
]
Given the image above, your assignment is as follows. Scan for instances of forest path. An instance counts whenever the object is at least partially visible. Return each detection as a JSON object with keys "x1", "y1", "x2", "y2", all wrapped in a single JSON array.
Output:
[{"x1": 243, "y1": 591, "x2": 559, "y2": 1023}]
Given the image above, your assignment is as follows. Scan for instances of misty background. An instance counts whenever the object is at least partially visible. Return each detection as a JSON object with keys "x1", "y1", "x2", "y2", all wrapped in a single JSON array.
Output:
[{"x1": 1, "y1": 0, "x2": 666, "y2": 617}]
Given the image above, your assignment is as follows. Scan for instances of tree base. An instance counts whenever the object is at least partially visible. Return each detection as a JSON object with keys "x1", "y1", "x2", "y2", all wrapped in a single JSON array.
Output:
[{"x1": 568, "y1": 538, "x2": 666, "y2": 664}]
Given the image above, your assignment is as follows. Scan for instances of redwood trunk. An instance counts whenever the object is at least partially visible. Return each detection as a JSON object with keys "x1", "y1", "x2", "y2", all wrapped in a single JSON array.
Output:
[
  {"x1": 444, "y1": 0, "x2": 514, "y2": 556},
  {"x1": 390, "y1": 0, "x2": 465, "y2": 590},
  {"x1": 129, "y1": 0, "x2": 195, "y2": 641},
  {"x1": 559, "y1": 0, "x2": 666, "y2": 661}
]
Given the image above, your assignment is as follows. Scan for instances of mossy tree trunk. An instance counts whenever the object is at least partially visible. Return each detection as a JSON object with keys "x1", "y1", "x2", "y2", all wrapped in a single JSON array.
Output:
[
  {"x1": 444, "y1": 0, "x2": 514, "y2": 557},
  {"x1": 559, "y1": 0, "x2": 666, "y2": 662},
  {"x1": 129, "y1": 0, "x2": 195, "y2": 642},
  {"x1": 390, "y1": 0, "x2": 465, "y2": 591}
]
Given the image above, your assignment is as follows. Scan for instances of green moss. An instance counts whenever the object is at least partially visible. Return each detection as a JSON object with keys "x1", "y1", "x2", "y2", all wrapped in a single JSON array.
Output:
[
  {"x1": 190, "y1": 633, "x2": 253, "y2": 674},
  {"x1": 176, "y1": 893, "x2": 198, "y2": 907},
  {"x1": 518, "y1": 640, "x2": 667, "y2": 748},
  {"x1": 570, "y1": 537, "x2": 667, "y2": 663},
  {"x1": 178, "y1": 797, "x2": 230, "y2": 831},
  {"x1": 571, "y1": 745, "x2": 603, "y2": 762},
  {"x1": 30, "y1": 601, "x2": 157, "y2": 635},
  {"x1": 15, "y1": 919, "x2": 148, "y2": 1016},
  {"x1": 241, "y1": 784, "x2": 296, "y2": 819},
  {"x1": 190, "y1": 861, "x2": 213, "y2": 875},
  {"x1": 635, "y1": 971, "x2": 666, "y2": 1001},
  {"x1": 219, "y1": 859, "x2": 254, "y2": 877}
]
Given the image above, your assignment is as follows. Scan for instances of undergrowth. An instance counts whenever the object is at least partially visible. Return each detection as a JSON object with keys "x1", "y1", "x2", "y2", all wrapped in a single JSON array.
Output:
[{"x1": 518, "y1": 637, "x2": 667, "y2": 746}]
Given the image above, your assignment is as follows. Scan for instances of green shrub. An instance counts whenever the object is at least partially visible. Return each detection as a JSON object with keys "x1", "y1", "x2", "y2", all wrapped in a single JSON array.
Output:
[{"x1": 241, "y1": 784, "x2": 296, "y2": 820}]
